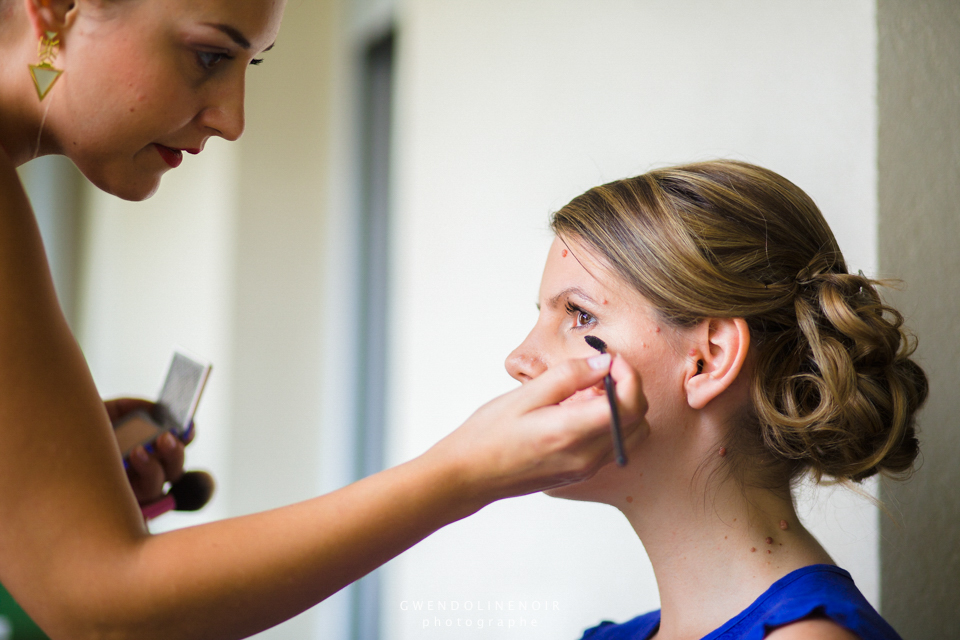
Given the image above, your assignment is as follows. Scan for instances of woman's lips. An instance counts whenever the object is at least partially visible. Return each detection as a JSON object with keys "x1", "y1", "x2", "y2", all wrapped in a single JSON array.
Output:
[{"x1": 154, "y1": 144, "x2": 183, "y2": 168}]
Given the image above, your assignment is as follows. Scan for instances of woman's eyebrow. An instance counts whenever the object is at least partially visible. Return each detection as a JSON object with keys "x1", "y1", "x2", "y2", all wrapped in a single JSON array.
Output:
[
  {"x1": 203, "y1": 23, "x2": 277, "y2": 54},
  {"x1": 548, "y1": 287, "x2": 601, "y2": 308},
  {"x1": 205, "y1": 23, "x2": 252, "y2": 48}
]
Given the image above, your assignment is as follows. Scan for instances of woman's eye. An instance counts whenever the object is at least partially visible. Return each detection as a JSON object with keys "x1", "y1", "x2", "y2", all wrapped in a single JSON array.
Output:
[
  {"x1": 566, "y1": 302, "x2": 596, "y2": 328},
  {"x1": 196, "y1": 51, "x2": 230, "y2": 69}
]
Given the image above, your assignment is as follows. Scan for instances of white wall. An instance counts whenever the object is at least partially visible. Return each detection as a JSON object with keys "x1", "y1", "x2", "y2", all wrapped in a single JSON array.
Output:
[
  {"x1": 74, "y1": 2, "x2": 346, "y2": 638},
  {"x1": 383, "y1": 1, "x2": 879, "y2": 638},
  {"x1": 77, "y1": 138, "x2": 238, "y2": 530},
  {"x1": 18, "y1": 155, "x2": 83, "y2": 325}
]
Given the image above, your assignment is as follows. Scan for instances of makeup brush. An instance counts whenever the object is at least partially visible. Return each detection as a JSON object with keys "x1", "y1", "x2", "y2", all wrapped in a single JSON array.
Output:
[
  {"x1": 585, "y1": 335, "x2": 627, "y2": 467},
  {"x1": 139, "y1": 470, "x2": 216, "y2": 520}
]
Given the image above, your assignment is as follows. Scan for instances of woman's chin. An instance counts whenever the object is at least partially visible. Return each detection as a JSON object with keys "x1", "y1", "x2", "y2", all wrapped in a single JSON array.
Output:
[
  {"x1": 102, "y1": 174, "x2": 162, "y2": 202},
  {"x1": 80, "y1": 160, "x2": 164, "y2": 201}
]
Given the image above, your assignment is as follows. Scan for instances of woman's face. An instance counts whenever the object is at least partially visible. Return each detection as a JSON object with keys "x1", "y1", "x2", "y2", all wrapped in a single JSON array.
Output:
[
  {"x1": 506, "y1": 237, "x2": 698, "y2": 506},
  {"x1": 48, "y1": 0, "x2": 284, "y2": 200}
]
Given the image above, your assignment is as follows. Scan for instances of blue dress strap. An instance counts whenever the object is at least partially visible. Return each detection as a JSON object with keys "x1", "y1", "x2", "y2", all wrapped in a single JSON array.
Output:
[{"x1": 578, "y1": 565, "x2": 902, "y2": 640}]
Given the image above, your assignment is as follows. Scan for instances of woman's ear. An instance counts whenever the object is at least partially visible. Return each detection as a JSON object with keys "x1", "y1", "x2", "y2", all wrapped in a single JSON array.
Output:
[
  {"x1": 23, "y1": 0, "x2": 77, "y2": 39},
  {"x1": 684, "y1": 317, "x2": 750, "y2": 410}
]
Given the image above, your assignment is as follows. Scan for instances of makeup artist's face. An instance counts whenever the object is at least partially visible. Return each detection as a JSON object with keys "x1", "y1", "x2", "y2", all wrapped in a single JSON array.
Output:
[
  {"x1": 47, "y1": 0, "x2": 284, "y2": 200},
  {"x1": 505, "y1": 237, "x2": 694, "y2": 505}
]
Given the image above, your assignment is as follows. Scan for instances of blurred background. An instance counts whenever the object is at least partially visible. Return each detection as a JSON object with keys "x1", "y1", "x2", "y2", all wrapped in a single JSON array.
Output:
[{"x1": 14, "y1": 0, "x2": 959, "y2": 638}]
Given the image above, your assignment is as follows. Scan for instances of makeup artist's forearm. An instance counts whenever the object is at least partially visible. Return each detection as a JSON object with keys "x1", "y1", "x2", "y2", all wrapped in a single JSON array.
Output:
[
  {"x1": 96, "y1": 457, "x2": 478, "y2": 640},
  {"x1": 1, "y1": 155, "x2": 484, "y2": 639}
]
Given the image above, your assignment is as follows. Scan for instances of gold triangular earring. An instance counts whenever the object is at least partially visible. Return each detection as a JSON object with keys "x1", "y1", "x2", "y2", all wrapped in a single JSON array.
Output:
[{"x1": 28, "y1": 31, "x2": 63, "y2": 101}]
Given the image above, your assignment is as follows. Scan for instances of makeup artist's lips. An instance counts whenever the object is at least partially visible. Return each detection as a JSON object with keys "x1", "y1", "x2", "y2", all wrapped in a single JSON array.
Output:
[{"x1": 154, "y1": 144, "x2": 183, "y2": 168}]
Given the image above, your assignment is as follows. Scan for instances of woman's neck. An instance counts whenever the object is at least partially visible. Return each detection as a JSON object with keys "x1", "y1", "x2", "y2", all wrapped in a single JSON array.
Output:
[{"x1": 620, "y1": 469, "x2": 834, "y2": 640}]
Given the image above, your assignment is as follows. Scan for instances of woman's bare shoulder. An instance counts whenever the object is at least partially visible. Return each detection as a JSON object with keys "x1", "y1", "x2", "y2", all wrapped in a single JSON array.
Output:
[{"x1": 766, "y1": 618, "x2": 860, "y2": 640}]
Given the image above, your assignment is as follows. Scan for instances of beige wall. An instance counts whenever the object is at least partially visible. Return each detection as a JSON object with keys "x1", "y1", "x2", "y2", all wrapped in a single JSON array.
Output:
[{"x1": 877, "y1": 0, "x2": 960, "y2": 636}]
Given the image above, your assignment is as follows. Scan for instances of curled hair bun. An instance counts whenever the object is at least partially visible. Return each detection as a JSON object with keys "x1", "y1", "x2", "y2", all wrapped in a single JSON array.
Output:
[
  {"x1": 755, "y1": 260, "x2": 928, "y2": 482},
  {"x1": 551, "y1": 159, "x2": 928, "y2": 485}
]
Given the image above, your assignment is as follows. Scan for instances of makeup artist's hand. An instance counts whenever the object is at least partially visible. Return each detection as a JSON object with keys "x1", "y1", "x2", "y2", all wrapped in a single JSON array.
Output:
[
  {"x1": 105, "y1": 397, "x2": 190, "y2": 504},
  {"x1": 428, "y1": 353, "x2": 647, "y2": 505}
]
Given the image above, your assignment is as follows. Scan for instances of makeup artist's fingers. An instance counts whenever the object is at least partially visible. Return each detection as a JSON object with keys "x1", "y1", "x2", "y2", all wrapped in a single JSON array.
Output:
[
  {"x1": 518, "y1": 354, "x2": 648, "y2": 487},
  {"x1": 512, "y1": 354, "x2": 611, "y2": 412},
  {"x1": 609, "y1": 354, "x2": 648, "y2": 440},
  {"x1": 104, "y1": 397, "x2": 155, "y2": 424},
  {"x1": 106, "y1": 397, "x2": 192, "y2": 498},
  {"x1": 506, "y1": 389, "x2": 641, "y2": 489},
  {"x1": 425, "y1": 354, "x2": 647, "y2": 502},
  {"x1": 155, "y1": 431, "x2": 186, "y2": 484},
  {"x1": 182, "y1": 420, "x2": 196, "y2": 446},
  {"x1": 126, "y1": 446, "x2": 167, "y2": 504},
  {"x1": 502, "y1": 394, "x2": 635, "y2": 492}
]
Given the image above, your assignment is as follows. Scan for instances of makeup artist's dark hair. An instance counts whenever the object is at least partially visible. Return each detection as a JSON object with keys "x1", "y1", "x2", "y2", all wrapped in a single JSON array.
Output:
[{"x1": 551, "y1": 160, "x2": 928, "y2": 487}]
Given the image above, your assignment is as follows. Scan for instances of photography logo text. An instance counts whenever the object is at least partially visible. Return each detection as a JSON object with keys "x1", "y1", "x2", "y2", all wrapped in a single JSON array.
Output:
[{"x1": 400, "y1": 599, "x2": 560, "y2": 630}]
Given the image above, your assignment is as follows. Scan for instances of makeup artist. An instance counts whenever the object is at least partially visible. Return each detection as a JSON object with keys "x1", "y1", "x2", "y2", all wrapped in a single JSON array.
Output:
[{"x1": 0, "y1": 0, "x2": 643, "y2": 638}]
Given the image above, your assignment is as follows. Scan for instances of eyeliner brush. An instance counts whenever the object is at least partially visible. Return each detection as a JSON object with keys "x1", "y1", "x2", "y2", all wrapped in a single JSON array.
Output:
[{"x1": 585, "y1": 335, "x2": 627, "y2": 467}]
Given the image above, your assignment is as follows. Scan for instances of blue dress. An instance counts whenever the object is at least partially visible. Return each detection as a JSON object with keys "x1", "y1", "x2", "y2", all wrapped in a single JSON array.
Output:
[{"x1": 580, "y1": 565, "x2": 902, "y2": 640}]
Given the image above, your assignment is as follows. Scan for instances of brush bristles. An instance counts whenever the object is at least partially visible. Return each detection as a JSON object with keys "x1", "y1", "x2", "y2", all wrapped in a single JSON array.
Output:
[{"x1": 585, "y1": 335, "x2": 608, "y2": 353}]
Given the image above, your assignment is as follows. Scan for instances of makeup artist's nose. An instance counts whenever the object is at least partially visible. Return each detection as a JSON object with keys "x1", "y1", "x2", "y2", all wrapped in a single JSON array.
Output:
[
  {"x1": 505, "y1": 336, "x2": 547, "y2": 383},
  {"x1": 199, "y1": 76, "x2": 246, "y2": 142}
]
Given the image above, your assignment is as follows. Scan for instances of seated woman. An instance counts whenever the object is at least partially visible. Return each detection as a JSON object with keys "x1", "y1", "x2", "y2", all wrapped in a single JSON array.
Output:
[{"x1": 506, "y1": 160, "x2": 926, "y2": 640}]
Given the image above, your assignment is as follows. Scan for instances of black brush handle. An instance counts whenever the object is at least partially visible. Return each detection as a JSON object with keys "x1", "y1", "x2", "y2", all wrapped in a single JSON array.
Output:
[
  {"x1": 604, "y1": 374, "x2": 627, "y2": 466},
  {"x1": 586, "y1": 335, "x2": 628, "y2": 466}
]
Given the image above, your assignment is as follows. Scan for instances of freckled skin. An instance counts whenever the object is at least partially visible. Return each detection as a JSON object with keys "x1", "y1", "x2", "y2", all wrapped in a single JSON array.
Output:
[
  {"x1": 766, "y1": 537, "x2": 773, "y2": 545},
  {"x1": 719, "y1": 447, "x2": 727, "y2": 457},
  {"x1": 561, "y1": 249, "x2": 568, "y2": 257},
  {"x1": 751, "y1": 548, "x2": 756, "y2": 553},
  {"x1": 510, "y1": 237, "x2": 692, "y2": 505},
  {"x1": 780, "y1": 520, "x2": 789, "y2": 530},
  {"x1": 626, "y1": 496, "x2": 633, "y2": 503}
]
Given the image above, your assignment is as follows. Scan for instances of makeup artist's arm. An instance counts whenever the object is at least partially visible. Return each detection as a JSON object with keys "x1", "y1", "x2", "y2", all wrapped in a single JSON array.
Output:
[
  {"x1": 2, "y1": 152, "x2": 648, "y2": 640},
  {"x1": 90, "y1": 355, "x2": 644, "y2": 640}
]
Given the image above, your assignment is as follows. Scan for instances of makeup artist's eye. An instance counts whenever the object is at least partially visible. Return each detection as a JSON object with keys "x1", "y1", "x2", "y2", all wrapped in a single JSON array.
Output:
[
  {"x1": 565, "y1": 302, "x2": 596, "y2": 328},
  {"x1": 196, "y1": 51, "x2": 232, "y2": 70}
]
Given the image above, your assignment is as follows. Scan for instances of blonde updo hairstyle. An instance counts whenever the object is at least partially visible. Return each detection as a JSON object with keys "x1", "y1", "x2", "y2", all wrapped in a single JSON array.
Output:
[{"x1": 552, "y1": 160, "x2": 927, "y2": 488}]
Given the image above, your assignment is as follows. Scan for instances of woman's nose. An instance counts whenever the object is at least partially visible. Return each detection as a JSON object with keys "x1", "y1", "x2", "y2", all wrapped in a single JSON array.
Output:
[
  {"x1": 505, "y1": 335, "x2": 548, "y2": 383},
  {"x1": 199, "y1": 77, "x2": 246, "y2": 141}
]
